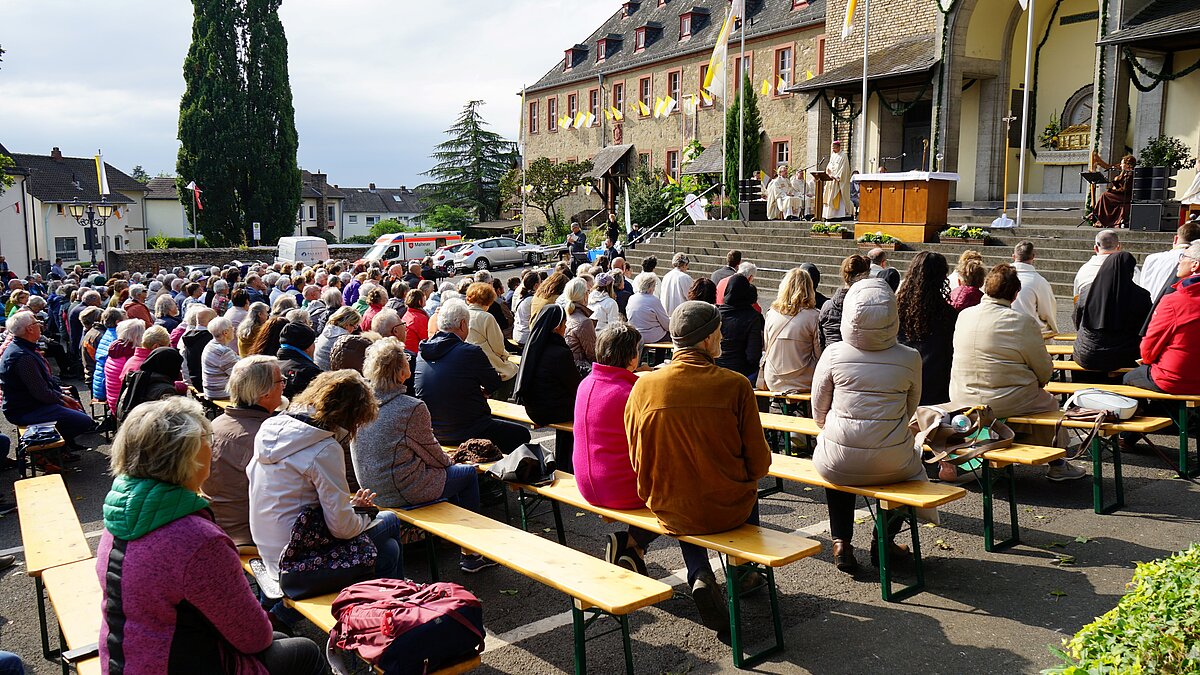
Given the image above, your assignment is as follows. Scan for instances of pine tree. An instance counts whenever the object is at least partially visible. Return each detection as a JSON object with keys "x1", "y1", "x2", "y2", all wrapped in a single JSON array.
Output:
[
  {"x1": 421, "y1": 100, "x2": 518, "y2": 222},
  {"x1": 724, "y1": 73, "x2": 764, "y2": 202},
  {"x1": 241, "y1": 0, "x2": 301, "y2": 244},
  {"x1": 177, "y1": 0, "x2": 244, "y2": 246}
]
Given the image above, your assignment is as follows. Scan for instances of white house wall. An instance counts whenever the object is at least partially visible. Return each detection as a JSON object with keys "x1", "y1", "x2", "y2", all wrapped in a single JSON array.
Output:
[{"x1": 145, "y1": 199, "x2": 192, "y2": 239}]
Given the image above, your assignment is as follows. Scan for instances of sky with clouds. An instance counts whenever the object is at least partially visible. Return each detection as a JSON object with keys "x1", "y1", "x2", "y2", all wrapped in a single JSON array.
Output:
[{"x1": 0, "y1": 0, "x2": 617, "y2": 188}]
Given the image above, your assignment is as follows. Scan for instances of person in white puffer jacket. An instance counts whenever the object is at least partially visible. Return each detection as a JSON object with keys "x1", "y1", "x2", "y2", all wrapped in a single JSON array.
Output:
[{"x1": 811, "y1": 277, "x2": 928, "y2": 575}]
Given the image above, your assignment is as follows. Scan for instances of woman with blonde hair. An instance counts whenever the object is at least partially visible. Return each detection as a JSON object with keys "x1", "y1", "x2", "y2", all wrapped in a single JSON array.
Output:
[
  {"x1": 353, "y1": 339, "x2": 496, "y2": 573},
  {"x1": 236, "y1": 301, "x2": 269, "y2": 356},
  {"x1": 558, "y1": 276, "x2": 596, "y2": 368},
  {"x1": 949, "y1": 249, "x2": 983, "y2": 290},
  {"x1": 763, "y1": 267, "x2": 823, "y2": 393},
  {"x1": 269, "y1": 293, "x2": 297, "y2": 318},
  {"x1": 248, "y1": 370, "x2": 405, "y2": 585},
  {"x1": 97, "y1": 397, "x2": 324, "y2": 674},
  {"x1": 314, "y1": 306, "x2": 361, "y2": 370},
  {"x1": 359, "y1": 285, "x2": 388, "y2": 332},
  {"x1": 122, "y1": 324, "x2": 171, "y2": 379}
]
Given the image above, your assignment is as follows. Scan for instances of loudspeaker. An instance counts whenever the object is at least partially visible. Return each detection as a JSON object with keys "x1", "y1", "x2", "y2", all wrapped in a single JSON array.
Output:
[
  {"x1": 1129, "y1": 203, "x2": 1163, "y2": 231},
  {"x1": 739, "y1": 201, "x2": 768, "y2": 221}
]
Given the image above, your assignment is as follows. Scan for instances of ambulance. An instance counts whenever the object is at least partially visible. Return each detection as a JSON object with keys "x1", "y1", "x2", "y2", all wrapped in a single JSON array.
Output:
[{"x1": 356, "y1": 231, "x2": 462, "y2": 267}]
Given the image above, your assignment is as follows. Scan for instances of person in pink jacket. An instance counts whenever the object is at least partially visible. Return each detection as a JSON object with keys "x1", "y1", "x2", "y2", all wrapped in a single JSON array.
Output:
[
  {"x1": 104, "y1": 319, "x2": 145, "y2": 415},
  {"x1": 572, "y1": 322, "x2": 659, "y2": 575},
  {"x1": 121, "y1": 325, "x2": 171, "y2": 381}
]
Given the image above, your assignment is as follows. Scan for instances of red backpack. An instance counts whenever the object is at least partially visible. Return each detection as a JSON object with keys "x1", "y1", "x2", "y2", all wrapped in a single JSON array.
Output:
[{"x1": 328, "y1": 578, "x2": 484, "y2": 675}]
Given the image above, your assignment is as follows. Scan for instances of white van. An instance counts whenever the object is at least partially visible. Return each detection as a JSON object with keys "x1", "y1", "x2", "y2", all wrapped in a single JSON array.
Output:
[{"x1": 276, "y1": 236, "x2": 330, "y2": 265}]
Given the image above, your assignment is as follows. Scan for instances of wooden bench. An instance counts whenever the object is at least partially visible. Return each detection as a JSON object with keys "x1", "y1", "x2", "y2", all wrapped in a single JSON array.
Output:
[
  {"x1": 41, "y1": 558, "x2": 101, "y2": 675},
  {"x1": 643, "y1": 342, "x2": 672, "y2": 365},
  {"x1": 187, "y1": 385, "x2": 228, "y2": 418},
  {"x1": 1005, "y1": 410, "x2": 1172, "y2": 514},
  {"x1": 15, "y1": 475, "x2": 93, "y2": 660},
  {"x1": 1051, "y1": 360, "x2": 1133, "y2": 376},
  {"x1": 385, "y1": 500, "x2": 674, "y2": 674},
  {"x1": 1043, "y1": 381, "x2": 1200, "y2": 478},
  {"x1": 1046, "y1": 344, "x2": 1074, "y2": 357},
  {"x1": 1050, "y1": 332, "x2": 1077, "y2": 342},
  {"x1": 486, "y1": 400, "x2": 575, "y2": 465},
  {"x1": 17, "y1": 424, "x2": 68, "y2": 478},
  {"x1": 514, "y1": 471, "x2": 822, "y2": 667}
]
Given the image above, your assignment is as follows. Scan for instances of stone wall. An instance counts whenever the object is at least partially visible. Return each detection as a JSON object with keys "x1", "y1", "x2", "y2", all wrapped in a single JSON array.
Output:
[
  {"x1": 522, "y1": 25, "x2": 824, "y2": 227},
  {"x1": 823, "y1": 0, "x2": 941, "y2": 71},
  {"x1": 107, "y1": 245, "x2": 372, "y2": 273}
]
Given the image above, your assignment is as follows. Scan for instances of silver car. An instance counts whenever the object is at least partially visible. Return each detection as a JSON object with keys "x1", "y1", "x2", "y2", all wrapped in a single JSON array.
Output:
[{"x1": 452, "y1": 237, "x2": 538, "y2": 271}]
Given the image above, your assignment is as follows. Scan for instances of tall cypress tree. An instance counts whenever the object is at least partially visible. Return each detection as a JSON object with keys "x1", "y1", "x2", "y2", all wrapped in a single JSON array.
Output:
[
  {"x1": 724, "y1": 73, "x2": 764, "y2": 202},
  {"x1": 177, "y1": 0, "x2": 244, "y2": 245},
  {"x1": 242, "y1": 0, "x2": 301, "y2": 244},
  {"x1": 421, "y1": 100, "x2": 518, "y2": 222}
]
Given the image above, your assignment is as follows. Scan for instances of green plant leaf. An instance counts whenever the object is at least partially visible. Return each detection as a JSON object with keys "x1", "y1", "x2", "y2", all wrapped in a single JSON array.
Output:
[
  {"x1": 499, "y1": 589, "x2": 519, "y2": 596},
  {"x1": 1074, "y1": 536, "x2": 1090, "y2": 544},
  {"x1": 1049, "y1": 589, "x2": 1067, "y2": 599}
]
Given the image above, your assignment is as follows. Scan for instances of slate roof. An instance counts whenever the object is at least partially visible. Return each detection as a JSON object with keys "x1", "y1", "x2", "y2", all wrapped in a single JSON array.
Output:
[
  {"x1": 527, "y1": 0, "x2": 826, "y2": 94},
  {"x1": 789, "y1": 34, "x2": 938, "y2": 92},
  {"x1": 9, "y1": 151, "x2": 145, "y2": 204},
  {"x1": 144, "y1": 177, "x2": 179, "y2": 200},
  {"x1": 1098, "y1": 0, "x2": 1200, "y2": 50},
  {"x1": 301, "y1": 170, "x2": 346, "y2": 200},
  {"x1": 682, "y1": 141, "x2": 725, "y2": 174},
  {"x1": 340, "y1": 186, "x2": 423, "y2": 214},
  {"x1": 585, "y1": 144, "x2": 635, "y2": 178}
]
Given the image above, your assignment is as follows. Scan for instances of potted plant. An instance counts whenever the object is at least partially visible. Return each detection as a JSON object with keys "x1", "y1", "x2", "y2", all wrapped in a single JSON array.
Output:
[
  {"x1": 857, "y1": 231, "x2": 901, "y2": 250},
  {"x1": 1138, "y1": 136, "x2": 1196, "y2": 199},
  {"x1": 707, "y1": 196, "x2": 735, "y2": 220},
  {"x1": 939, "y1": 226, "x2": 989, "y2": 245},
  {"x1": 809, "y1": 222, "x2": 852, "y2": 239}
]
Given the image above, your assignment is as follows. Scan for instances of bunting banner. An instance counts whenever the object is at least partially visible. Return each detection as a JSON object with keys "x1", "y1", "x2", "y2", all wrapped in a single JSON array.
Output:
[
  {"x1": 94, "y1": 151, "x2": 111, "y2": 196},
  {"x1": 701, "y1": 0, "x2": 744, "y2": 100}
]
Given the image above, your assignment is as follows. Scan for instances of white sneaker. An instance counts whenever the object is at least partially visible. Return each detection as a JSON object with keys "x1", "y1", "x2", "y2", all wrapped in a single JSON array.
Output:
[{"x1": 1046, "y1": 462, "x2": 1087, "y2": 482}]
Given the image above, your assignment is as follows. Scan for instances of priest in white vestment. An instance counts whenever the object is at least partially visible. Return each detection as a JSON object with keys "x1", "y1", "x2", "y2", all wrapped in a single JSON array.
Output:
[
  {"x1": 822, "y1": 141, "x2": 853, "y2": 220},
  {"x1": 766, "y1": 165, "x2": 804, "y2": 220}
]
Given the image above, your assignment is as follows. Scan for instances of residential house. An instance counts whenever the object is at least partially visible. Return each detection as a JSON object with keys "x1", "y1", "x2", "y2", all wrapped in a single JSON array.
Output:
[
  {"x1": 299, "y1": 170, "x2": 345, "y2": 237},
  {"x1": 0, "y1": 144, "x2": 147, "y2": 274},
  {"x1": 143, "y1": 177, "x2": 194, "y2": 240},
  {"x1": 338, "y1": 183, "x2": 423, "y2": 240}
]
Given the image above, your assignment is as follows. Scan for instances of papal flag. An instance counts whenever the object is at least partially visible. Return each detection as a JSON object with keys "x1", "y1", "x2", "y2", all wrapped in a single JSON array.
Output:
[
  {"x1": 637, "y1": 99, "x2": 651, "y2": 117},
  {"x1": 661, "y1": 95, "x2": 677, "y2": 116},
  {"x1": 573, "y1": 111, "x2": 587, "y2": 129},
  {"x1": 841, "y1": 0, "x2": 858, "y2": 38},
  {"x1": 94, "y1": 151, "x2": 111, "y2": 196},
  {"x1": 583, "y1": 111, "x2": 597, "y2": 127},
  {"x1": 760, "y1": 79, "x2": 771, "y2": 96},
  {"x1": 653, "y1": 97, "x2": 666, "y2": 118},
  {"x1": 805, "y1": 69, "x2": 815, "y2": 81},
  {"x1": 682, "y1": 95, "x2": 698, "y2": 116},
  {"x1": 610, "y1": 106, "x2": 624, "y2": 122},
  {"x1": 700, "y1": 89, "x2": 714, "y2": 106},
  {"x1": 778, "y1": 76, "x2": 788, "y2": 92},
  {"x1": 701, "y1": 0, "x2": 744, "y2": 100}
]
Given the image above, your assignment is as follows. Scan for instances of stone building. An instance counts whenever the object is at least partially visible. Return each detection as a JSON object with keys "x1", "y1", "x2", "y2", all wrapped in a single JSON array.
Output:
[{"x1": 520, "y1": 0, "x2": 829, "y2": 227}]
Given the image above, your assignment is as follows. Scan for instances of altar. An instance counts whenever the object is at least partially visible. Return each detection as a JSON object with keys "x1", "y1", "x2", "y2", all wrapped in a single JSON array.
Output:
[{"x1": 854, "y1": 171, "x2": 960, "y2": 244}]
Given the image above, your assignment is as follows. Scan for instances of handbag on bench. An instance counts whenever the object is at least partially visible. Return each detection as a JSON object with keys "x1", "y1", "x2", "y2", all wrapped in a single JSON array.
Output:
[{"x1": 909, "y1": 404, "x2": 1015, "y2": 466}]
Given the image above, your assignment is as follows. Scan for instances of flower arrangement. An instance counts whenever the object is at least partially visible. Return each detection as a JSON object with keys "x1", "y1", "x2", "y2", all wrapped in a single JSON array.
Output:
[
  {"x1": 939, "y1": 226, "x2": 989, "y2": 242},
  {"x1": 857, "y1": 231, "x2": 900, "y2": 245},
  {"x1": 810, "y1": 222, "x2": 850, "y2": 236}
]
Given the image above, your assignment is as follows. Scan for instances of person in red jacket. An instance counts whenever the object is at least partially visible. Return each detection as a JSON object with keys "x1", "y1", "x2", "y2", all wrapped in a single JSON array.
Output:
[{"x1": 1125, "y1": 241, "x2": 1200, "y2": 394}]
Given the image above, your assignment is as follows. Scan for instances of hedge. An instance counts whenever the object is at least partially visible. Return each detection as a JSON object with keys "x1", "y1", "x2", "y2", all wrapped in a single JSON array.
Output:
[{"x1": 1044, "y1": 543, "x2": 1200, "y2": 674}]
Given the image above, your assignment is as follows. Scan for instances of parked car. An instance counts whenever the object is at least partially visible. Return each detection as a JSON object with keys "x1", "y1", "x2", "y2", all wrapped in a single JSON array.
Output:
[
  {"x1": 433, "y1": 242, "x2": 468, "y2": 275},
  {"x1": 452, "y1": 237, "x2": 539, "y2": 271}
]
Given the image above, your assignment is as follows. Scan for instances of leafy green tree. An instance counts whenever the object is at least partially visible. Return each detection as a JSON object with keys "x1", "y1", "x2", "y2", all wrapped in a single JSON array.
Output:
[
  {"x1": 241, "y1": 0, "x2": 300, "y2": 244},
  {"x1": 421, "y1": 100, "x2": 518, "y2": 221},
  {"x1": 725, "y1": 73, "x2": 764, "y2": 202},
  {"x1": 627, "y1": 167, "x2": 669, "y2": 233},
  {"x1": 499, "y1": 157, "x2": 594, "y2": 242},
  {"x1": 422, "y1": 206, "x2": 472, "y2": 233},
  {"x1": 0, "y1": 154, "x2": 14, "y2": 192},
  {"x1": 177, "y1": 0, "x2": 245, "y2": 246},
  {"x1": 130, "y1": 165, "x2": 151, "y2": 183}
]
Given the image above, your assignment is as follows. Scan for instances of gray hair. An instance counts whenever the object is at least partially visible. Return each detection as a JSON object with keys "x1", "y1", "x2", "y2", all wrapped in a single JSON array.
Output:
[
  {"x1": 285, "y1": 308, "x2": 311, "y2": 326},
  {"x1": 270, "y1": 294, "x2": 297, "y2": 317},
  {"x1": 7, "y1": 311, "x2": 37, "y2": 337},
  {"x1": 634, "y1": 272, "x2": 658, "y2": 294},
  {"x1": 1095, "y1": 229, "x2": 1120, "y2": 252},
  {"x1": 418, "y1": 279, "x2": 436, "y2": 296},
  {"x1": 154, "y1": 293, "x2": 177, "y2": 318},
  {"x1": 237, "y1": 302, "x2": 270, "y2": 341},
  {"x1": 672, "y1": 252, "x2": 689, "y2": 268},
  {"x1": 212, "y1": 279, "x2": 229, "y2": 294},
  {"x1": 129, "y1": 283, "x2": 147, "y2": 298},
  {"x1": 437, "y1": 299, "x2": 470, "y2": 332},
  {"x1": 27, "y1": 295, "x2": 46, "y2": 311},
  {"x1": 371, "y1": 308, "x2": 403, "y2": 336},
  {"x1": 142, "y1": 325, "x2": 171, "y2": 349},
  {"x1": 738, "y1": 262, "x2": 757, "y2": 278},
  {"x1": 474, "y1": 270, "x2": 493, "y2": 284},
  {"x1": 82, "y1": 289, "x2": 101, "y2": 306},
  {"x1": 596, "y1": 322, "x2": 643, "y2": 368},
  {"x1": 1185, "y1": 240, "x2": 1200, "y2": 262},
  {"x1": 110, "y1": 397, "x2": 212, "y2": 485},
  {"x1": 320, "y1": 286, "x2": 343, "y2": 308},
  {"x1": 363, "y1": 337, "x2": 410, "y2": 395},
  {"x1": 208, "y1": 316, "x2": 234, "y2": 342},
  {"x1": 116, "y1": 318, "x2": 146, "y2": 344},
  {"x1": 1014, "y1": 240, "x2": 1035, "y2": 263},
  {"x1": 302, "y1": 284, "x2": 320, "y2": 300},
  {"x1": 228, "y1": 355, "x2": 280, "y2": 407}
]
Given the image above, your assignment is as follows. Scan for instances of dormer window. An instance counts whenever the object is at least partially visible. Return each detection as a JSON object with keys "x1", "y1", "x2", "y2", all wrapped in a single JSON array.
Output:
[
  {"x1": 622, "y1": 1, "x2": 639, "y2": 17},
  {"x1": 596, "y1": 34, "x2": 622, "y2": 62},
  {"x1": 679, "y1": 8, "x2": 708, "y2": 39},
  {"x1": 634, "y1": 28, "x2": 646, "y2": 51},
  {"x1": 563, "y1": 44, "x2": 587, "y2": 71},
  {"x1": 634, "y1": 22, "x2": 662, "y2": 52}
]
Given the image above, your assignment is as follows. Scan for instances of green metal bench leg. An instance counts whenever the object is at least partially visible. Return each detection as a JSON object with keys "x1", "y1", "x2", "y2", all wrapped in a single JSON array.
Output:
[
  {"x1": 36, "y1": 575, "x2": 57, "y2": 660},
  {"x1": 59, "y1": 623, "x2": 69, "y2": 675},
  {"x1": 619, "y1": 614, "x2": 634, "y2": 675},
  {"x1": 981, "y1": 463, "x2": 1020, "y2": 552},
  {"x1": 570, "y1": 602, "x2": 636, "y2": 675},
  {"x1": 550, "y1": 500, "x2": 567, "y2": 545},
  {"x1": 571, "y1": 604, "x2": 588, "y2": 675},
  {"x1": 724, "y1": 561, "x2": 783, "y2": 668},
  {"x1": 1091, "y1": 435, "x2": 1124, "y2": 514},
  {"x1": 877, "y1": 505, "x2": 924, "y2": 602},
  {"x1": 1177, "y1": 403, "x2": 1198, "y2": 478}
]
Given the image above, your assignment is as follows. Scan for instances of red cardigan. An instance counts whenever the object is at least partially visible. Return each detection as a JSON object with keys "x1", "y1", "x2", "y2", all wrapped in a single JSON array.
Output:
[{"x1": 1142, "y1": 276, "x2": 1200, "y2": 394}]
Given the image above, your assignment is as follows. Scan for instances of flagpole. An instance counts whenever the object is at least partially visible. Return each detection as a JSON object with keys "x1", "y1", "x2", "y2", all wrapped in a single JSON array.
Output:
[
  {"x1": 1016, "y1": 0, "x2": 1034, "y2": 227},
  {"x1": 858, "y1": 0, "x2": 870, "y2": 174},
  {"x1": 190, "y1": 191, "x2": 197, "y2": 249},
  {"x1": 721, "y1": 37, "x2": 729, "y2": 209},
  {"x1": 737, "y1": 9, "x2": 746, "y2": 214}
]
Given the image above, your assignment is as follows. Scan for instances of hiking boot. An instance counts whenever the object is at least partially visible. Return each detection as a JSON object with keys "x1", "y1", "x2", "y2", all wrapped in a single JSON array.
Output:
[
  {"x1": 689, "y1": 571, "x2": 729, "y2": 633},
  {"x1": 459, "y1": 554, "x2": 498, "y2": 574},
  {"x1": 1047, "y1": 462, "x2": 1087, "y2": 482}
]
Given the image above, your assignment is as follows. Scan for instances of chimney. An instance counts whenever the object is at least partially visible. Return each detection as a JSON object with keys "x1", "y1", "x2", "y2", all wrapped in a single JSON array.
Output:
[
  {"x1": 399, "y1": 186, "x2": 407, "y2": 191},
  {"x1": 368, "y1": 183, "x2": 376, "y2": 193},
  {"x1": 51, "y1": 147, "x2": 63, "y2": 161}
]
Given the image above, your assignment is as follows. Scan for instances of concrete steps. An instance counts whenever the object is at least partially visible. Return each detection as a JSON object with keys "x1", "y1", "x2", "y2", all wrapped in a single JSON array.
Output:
[{"x1": 625, "y1": 219, "x2": 1176, "y2": 303}]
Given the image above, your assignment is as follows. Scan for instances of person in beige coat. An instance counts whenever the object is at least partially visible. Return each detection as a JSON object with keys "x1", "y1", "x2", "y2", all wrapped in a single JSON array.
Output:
[
  {"x1": 763, "y1": 267, "x2": 823, "y2": 393},
  {"x1": 811, "y1": 278, "x2": 926, "y2": 573},
  {"x1": 465, "y1": 283, "x2": 517, "y2": 399},
  {"x1": 949, "y1": 264, "x2": 1085, "y2": 481}
]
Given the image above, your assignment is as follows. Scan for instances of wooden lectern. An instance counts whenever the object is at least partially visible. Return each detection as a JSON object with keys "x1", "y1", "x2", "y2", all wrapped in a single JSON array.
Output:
[
  {"x1": 854, "y1": 172, "x2": 960, "y2": 243},
  {"x1": 810, "y1": 171, "x2": 832, "y2": 220}
]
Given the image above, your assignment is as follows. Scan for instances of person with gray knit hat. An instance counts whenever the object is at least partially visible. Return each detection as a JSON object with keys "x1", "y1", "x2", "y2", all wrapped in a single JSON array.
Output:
[
  {"x1": 277, "y1": 322, "x2": 322, "y2": 398},
  {"x1": 625, "y1": 300, "x2": 770, "y2": 637}
]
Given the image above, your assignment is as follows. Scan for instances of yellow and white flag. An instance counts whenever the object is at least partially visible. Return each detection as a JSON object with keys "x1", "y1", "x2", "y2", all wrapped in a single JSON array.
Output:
[
  {"x1": 522, "y1": 184, "x2": 534, "y2": 194},
  {"x1": 662, "y1": 95, "x2": 677, "y2": 116},
  {"x1": 573, "y1": 111, "x2": 587, "y2": 129},
  {"x1": 1016, "y1": 0, "x2": 1027, "y2": 8},
  {"x1": 701, "y1": 0, "x2": 744, "y2": 101},
  {"x1": 637, "y1": 99, "x2": 651, "y2": 116},
  {"x1": 700, "y1": 89, "x2": 714, "y2": 106},
  {"x1": 653, "y1": 97, "x2": 665, "y2": 118},
  {"x1": 604, "y1": 109, "x2": 613, "y2": 121},
  {"x1": 94, "y1": 151, "x2": 111, "y2": 196},
  {"x1": 682, "y1": 95, "x2": 698, "y2": 116},
  {"x1": 841, "y1": 0, "x2": 858, "y2": 38},
  {"x1": 805, "y1": 69, "x2": 815, "y2": 81},
  {"x1": 760, "y1": 79, "x2": 771, "y2": 96},
  {"x1": 583, "y1": 111, "x2": 596, "y2": 127},
  {"x1": 611, "y1": 106, "x2": 624, "y2": 122},
  {"x1": 778, "y1": 76, "x2": 788, "y2": 92}
]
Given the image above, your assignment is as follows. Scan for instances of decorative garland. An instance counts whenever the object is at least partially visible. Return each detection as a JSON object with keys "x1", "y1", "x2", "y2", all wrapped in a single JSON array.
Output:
[
  {"x1": 805, "y1": 89, "x2": 861, "y2": 123},
  {"x1": 875, "y1": 69, "x2": 937, "y2": 116},
  {"x1": 1123, "y1": 47, "x2": 1200, "y2": 92},
  {"x1": 931, "y1": 0, "x2": 961, "y2": 159},
  {"x1": 1088, "y1": 0, "x2": 1110, "y2": 214}
]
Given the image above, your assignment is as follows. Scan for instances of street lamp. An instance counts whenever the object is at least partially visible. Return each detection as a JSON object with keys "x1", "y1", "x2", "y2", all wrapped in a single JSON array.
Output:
[{"x1": 68, "y1": 197, "x2": 113, "y2": 268}]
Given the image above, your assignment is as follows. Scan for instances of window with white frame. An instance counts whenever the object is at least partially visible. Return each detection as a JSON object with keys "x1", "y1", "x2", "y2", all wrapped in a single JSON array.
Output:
[
  {"x1": 54, "y1": 237, "x2": 78, "y2": 262},
  {"x1": 367, "y1": 216, "x2": 378, "y2": 225},
  {"x1": 348, "y1": 215, "x2": 358, "y2": 224}
]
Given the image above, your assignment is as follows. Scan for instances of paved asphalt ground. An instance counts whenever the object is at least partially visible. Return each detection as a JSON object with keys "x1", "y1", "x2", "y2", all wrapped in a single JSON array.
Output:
[{"x1": 0, "y1": 263, "x2": 1196, "y2": 673}]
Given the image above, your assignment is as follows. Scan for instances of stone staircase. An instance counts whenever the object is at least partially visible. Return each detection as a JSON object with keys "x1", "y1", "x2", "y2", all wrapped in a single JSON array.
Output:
[{"x1": 626, "y1": 216, "x2": 1176, "y2": 306}]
